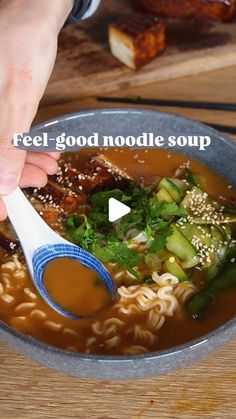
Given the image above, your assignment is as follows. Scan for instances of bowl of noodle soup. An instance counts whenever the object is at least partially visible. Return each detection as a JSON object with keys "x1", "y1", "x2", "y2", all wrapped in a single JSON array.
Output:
[{"x1": 0, "y1": 108, "x2": 235, "y2": 380}]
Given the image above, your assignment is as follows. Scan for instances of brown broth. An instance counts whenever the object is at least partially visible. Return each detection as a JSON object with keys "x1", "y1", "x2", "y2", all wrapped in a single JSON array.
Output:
[
  {"x1": 157, "y1": 288, "x2": 236, "y2": 350},
  {"x1": 70, "y1": 148, "x2": 236, "y2": 202},
  {"x1": 0, "y1": 148, "x2": 235, "y2": 355},
  {"x1": 44, "y1": 258, "x2": 111, "y2": 318}
]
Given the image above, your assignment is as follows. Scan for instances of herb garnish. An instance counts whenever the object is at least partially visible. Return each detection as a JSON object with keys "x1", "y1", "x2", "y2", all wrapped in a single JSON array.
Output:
[{"x1": 65, "y1": 183, "x2": 187, "y2": 274}]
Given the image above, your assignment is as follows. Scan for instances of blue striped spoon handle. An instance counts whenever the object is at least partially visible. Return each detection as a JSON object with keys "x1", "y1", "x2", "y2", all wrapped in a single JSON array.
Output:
[{"x1": 2, "y1": 187, "x2": 115, "y2": 320}]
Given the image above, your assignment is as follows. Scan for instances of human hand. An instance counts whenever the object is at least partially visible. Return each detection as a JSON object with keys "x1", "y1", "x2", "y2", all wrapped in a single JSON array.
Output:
[{"x1": 0, "y1": 0, "x2": 73, "y2": 220}]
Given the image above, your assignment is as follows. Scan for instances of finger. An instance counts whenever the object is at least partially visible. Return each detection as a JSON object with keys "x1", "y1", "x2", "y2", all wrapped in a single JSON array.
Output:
[
  {"x1": 0, "y1": 143, "x2": 26, "y2": 195},
  {"x1": 45, "y1": 152, "x2": 61, "y2": 160},
  {"x1": 0, "y1": 84, "x2": 38, "y2": 195},
  {"x1": 25, "y1": 153, "x2": 58, "y2": 175},
  {"x1": 19, "y1": 164, "x2": 48, "y2": 188},
  {"x1": 0, "y1": 198, "x2": 7, "y2": 221}
]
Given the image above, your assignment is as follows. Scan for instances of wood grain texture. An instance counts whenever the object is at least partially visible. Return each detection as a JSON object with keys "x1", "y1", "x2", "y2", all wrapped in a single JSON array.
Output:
[
  {"x1": 43, "y1": 0, "x2": 236, "y2": 104},
  {"x1": 1, "y1": 65, "x2": 236, "y2": 419},
  {"x1": 0, "y1": 340, "x2": 235, "y2": 419}
]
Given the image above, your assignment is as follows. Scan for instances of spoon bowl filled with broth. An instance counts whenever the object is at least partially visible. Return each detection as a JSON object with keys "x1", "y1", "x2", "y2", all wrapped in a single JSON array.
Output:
[{"x1": 0, "y1": 108, "x2": 235, "y2": 380}]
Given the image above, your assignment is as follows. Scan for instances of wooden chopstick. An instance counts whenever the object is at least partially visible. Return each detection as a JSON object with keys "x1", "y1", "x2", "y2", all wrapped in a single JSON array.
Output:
[
  {"x1": 203, "y1": 122, "x2": 236, "y2": 135},
  {"x1": 97, "y1": 96, "x2": 236, "y2": 112},
  {"x1": 97, "y1": 97, "x2": 236, "y2": 135}
]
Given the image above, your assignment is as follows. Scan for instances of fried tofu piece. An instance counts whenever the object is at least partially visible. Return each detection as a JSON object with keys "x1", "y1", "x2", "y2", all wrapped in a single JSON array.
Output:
[
  {"x1": 108, "y1": 14, "x2": 166, "y2": 70},
  {"x1": 133, "y1": 0, "x2": 236, "y2": 22}
]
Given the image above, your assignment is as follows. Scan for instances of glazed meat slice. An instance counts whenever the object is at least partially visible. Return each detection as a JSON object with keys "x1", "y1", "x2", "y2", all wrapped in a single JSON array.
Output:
[
  {"x1": 51, "y1": 161, "x2": 107, "y2": 196},
  {"x1": 133, "y1": 0, "x2": 236, "y2": 21},
  {"x1": 26, "y1": 156, "x2": 132, "y2": 217},
  {"x1": 26, "y1": 180, "x2": 85, "y2": 215},
  {"x1": 85, "y1": 154, "x2": 133, "y2": 189},
  {"x1": 0, "y1": 156, "x2": 135, "y2": 256},
  {"x1": 52, "y1": 156, "x2": 133, "y2": 194},
  {"x1": 108, "y1": 14, "x2": 166, "y2": 70},
  {"x1": 24, "y1": 191, "x2": 65, "y2": 232}
]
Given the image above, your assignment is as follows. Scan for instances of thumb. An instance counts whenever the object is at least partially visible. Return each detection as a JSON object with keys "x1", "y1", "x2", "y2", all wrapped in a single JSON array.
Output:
[{"x1": 0, "y1": 139, "x2": 26, "y2": 195}]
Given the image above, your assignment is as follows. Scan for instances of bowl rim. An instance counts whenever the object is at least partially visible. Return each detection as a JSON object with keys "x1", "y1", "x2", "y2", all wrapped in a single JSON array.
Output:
[
  {"x1": 0, "y1": 316, "x2": 235, "y2": 361},
  {"x1": 32, "y1": 107, "x2": 236, "y2": 155},
  {"x1": 1, "y1": 107, "x2": 235, "y2": 363}
]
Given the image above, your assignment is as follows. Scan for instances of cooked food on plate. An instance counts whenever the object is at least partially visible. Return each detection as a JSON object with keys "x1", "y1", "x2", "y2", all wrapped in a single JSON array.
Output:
[
  {"x1": 133, "y1": 0, "x2": 236, "y2": 22},
  {"x1": 108, "y1": 14, "x2": 166, "y2": 69},
  {"x1": 0, "y1": 149, "x2": 235, "y2": 355},
  {"x1": 108, "y1": 1, "x2": 235, "y2": 69}
]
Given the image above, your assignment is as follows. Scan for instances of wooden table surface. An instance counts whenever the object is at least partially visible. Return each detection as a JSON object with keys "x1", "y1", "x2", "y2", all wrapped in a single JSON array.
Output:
[{"x1": 1, "y1": 66, "x2": 236, "y2": 419}]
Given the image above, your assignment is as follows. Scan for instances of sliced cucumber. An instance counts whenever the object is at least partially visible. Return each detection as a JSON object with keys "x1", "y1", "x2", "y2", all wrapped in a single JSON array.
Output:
[
  {"x1": 210, "y1": 225, "x2": 224, "y2": 242},
  {"x1": 166, "y1": 225, "x2": 199, "y2": 269},
  {"x1": 163, "y1": 258, "x2": 189, "y2": 282},
  {"x1": 210, "y1": 225, "x2": 229, "y2": 262},
  {"x1": 181, "y1": 186, "x2": 222, "y2": 217},
  {"x1": 205, "y1": 264, "x2": 220, "y2": 281},
  {"x1": 186, "y1": 251, "x2": 236, "y2": 319},
  {"x1": 180, "y1": 186, "x2": 205, "y2": 210},
  {"x1": 185, "y1": 169, "x2": 198, "y2": 187},
  {"x1": 191, "y1": 214, "x2": 236, "y2": 224},
  {"x1": 155, "y1": 249, "x2": 174, "y2": 261},
  {"x1": 180, "y1": 223, "x2": 217, "y2": 269},
  {"x1": 158, "y1": 178, "x2": 182, "y2": 203},
  {"x1": 180, "y1": 222, "x2": 205, "y2": 236},
  {"x1": 218, "y1": 224, "x2": 231, "y2": 241},
  {"x1": 221, "y1": 213, "x2": 236, "y2": 223},
  {"x1": 156, "y1": 188, "x2": 173, "y2": 203},
  {"x1": 181, "y1": 224, "x2": 211, "y2": 245},
  {"x1": 169, "y1": 178, "x2": 188, "y2": 194},
  {"x1": 145, "y1": 249, "x2": 173, "y2": 268},
  {"x1": 193, "y1": 174, "x2": 206, "y2": 189}
]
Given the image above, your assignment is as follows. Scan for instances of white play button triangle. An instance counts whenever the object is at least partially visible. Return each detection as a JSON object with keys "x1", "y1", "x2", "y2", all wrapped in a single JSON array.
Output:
[{"x1": 108, "y1": 198, "x2": 131, "y2": 222}]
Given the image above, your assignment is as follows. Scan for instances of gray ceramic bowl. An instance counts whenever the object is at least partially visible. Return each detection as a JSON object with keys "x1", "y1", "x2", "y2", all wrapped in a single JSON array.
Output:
[{"x1": 1, "y1": 108, "x2": 235, "y2": 380}]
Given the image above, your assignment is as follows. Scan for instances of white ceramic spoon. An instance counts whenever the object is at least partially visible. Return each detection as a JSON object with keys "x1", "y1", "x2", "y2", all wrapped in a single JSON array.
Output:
[{"x1": 2, "y1": 187, "x2": 115, "y2": 320}]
